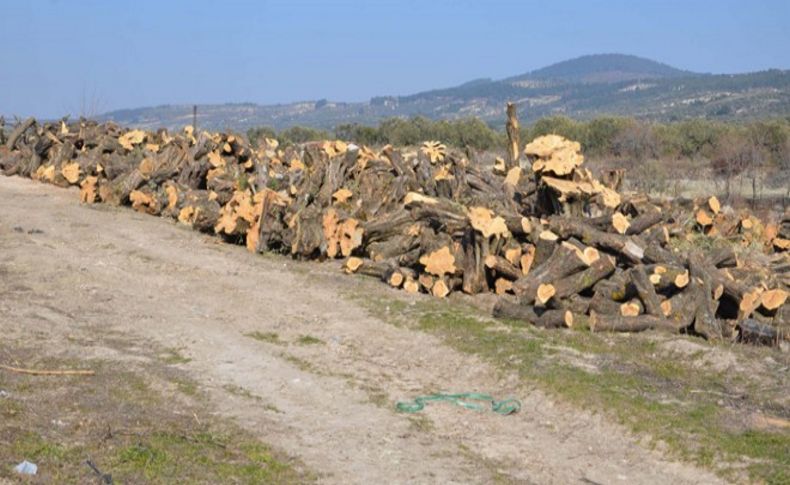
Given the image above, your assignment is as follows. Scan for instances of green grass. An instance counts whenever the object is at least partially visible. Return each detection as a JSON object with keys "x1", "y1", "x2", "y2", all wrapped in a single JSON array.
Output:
[
  {"x1": 358, "y1": 294, "x2": 790, "y2": 484},
  {"x1": 9, "y1": 432, "x2": 73, "y2": 462},
  {"x1": 222, "y1": 383, "x2": 261, "y2": 401},
  {"x1": 296, "y1": 335, "x2": 324, "y2": 345},
  {"x1": 407, "y1": 414, "x2": 435, "y2": 433},
  {"x1": 5, "y1": 425, "x2": 307, "y2": 484},
  {"x1": 244, "y1": 331, "x2": 283, "y2": 344},
  {"x1": 111, "y1": 431, "x2": 305, "y2": 483},
  {"x1": 175, "y1": 379, "x2": 199, "y2": 397},
  {"x1": 160, "y1": 347, "x2": 192, "y2": 365},
  {"x1": 0, "y1": 352, "x2": 311, "y2": 484}
]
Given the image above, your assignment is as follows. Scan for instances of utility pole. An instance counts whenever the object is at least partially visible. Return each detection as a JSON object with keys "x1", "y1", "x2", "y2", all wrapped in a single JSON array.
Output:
[{"x1": 192, "y1": 105, "x2": 198, "y2": 133}]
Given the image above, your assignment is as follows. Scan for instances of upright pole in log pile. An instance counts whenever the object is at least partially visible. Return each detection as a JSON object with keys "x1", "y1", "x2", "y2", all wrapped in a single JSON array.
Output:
[{"x1": 505, "y1": 102, "x2": 520, "y2": 171}]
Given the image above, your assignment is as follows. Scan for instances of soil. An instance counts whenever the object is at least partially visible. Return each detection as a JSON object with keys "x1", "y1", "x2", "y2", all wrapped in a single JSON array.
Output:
[{"x1": 0, "y1": 175, "x2": 725, "y2": 484}]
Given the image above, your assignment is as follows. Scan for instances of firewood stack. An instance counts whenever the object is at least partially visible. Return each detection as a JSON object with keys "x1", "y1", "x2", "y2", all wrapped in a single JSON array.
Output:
[
  {"x1": 693, "y1": 196, "x2": 790, "y2": 253},
  {"x1": 0, "y1": 116, "x2": 787, "y2": 346}
]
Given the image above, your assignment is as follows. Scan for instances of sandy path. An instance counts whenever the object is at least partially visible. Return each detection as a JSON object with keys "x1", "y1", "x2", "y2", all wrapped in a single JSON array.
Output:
[{"x1": 0, "y1": 175, "x2": 724, "y2": 484}]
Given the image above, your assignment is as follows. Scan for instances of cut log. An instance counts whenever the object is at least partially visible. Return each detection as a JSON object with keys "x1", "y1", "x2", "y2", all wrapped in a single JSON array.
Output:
[
  {"x1": 418, "y1": 273, "x2": 435, "y2": 292},
  {"x1": 536, "y1": 284, "x2": 556, "y2": 305},
  {"x1": 420, "y1": 246, "x2": 457, "y2": 277},
  {"x1": 630, "y1": 265, "x2": 663, "y2": 316},
  {"x1": 512, "y1": 243, "x2": 588, "y2": 299},
  {"x1": 495, "y1": 278, "x2": 513, "y2": 295},
  {"x1": 468, "y1": 207, "x2": 510, "y2": 239},
  {"x1": 695, "y1": 209, "x2": 713, "y2": 227},
  {"x1": 548, "y1": 217, "x2": 645, "y2": 263},
  {"x1": 611, "y1": 212, "x2": 630, "y2": 234},
  {"x1": 492, "y1": 300, "x2": 570, "y2": 328},
  {"x1": 589, "y1": 312, "x2": 685, "y2": 333},
  {"x1": 738, "y1": 319, "x2": 786, "y2": 346},
  {"x1": 432, "y1": 277, "x2": 450, "y2": 298},
  {"x1": 129, "y1": 187, "x2": 163, "y2": 215},
  {"x1": 6, "y1": 117, "x2": 35, "y2": 150},
  {"x1": 485, "y1": 255, "x2": 522, "y2": 280},
  {"x1": 760, "y1": 288, "x2": 787, "y2": 312},
  {"x1": 343, "y1": 256, "x2": 364, "y2": 273},
  {"x1": 403, "y1": 278, "x2": 420, "y2": 294},
  {"x1": 533, "y1": 230, "x2": 559, "y2": 267},
  {"x1": 461, "y1": 228, "x2": 487, "y2": 294},
  {"x1": 688, "y1": 252, "x2": 724, "y2": 340},
  {"x1": 708, "y1": 196, "x2": 721, "y2": 215},
  {"x1": 661, "y1": 285, "x2": 702, "y2": 330},
  {"x1": 61, "y1": 162, "x2": 81, "y2": 184},
  {"x1": 626, "y1": 211, "x2": 663, "y2": 235},
  {"x1": 504, "y1": 245, "x2": 522, "y2": 266},
  {"x1": 79, "y1": 176, "x2": 100, "y2": 204},
  {"x1": 544, "y1": 255, "x2": 616, "y2": 302},
  {"x1": 620, "y1": 299, "x2": 643, "y2": 317},
  {"x1": 177, "y1": 191, "x2": 221, "y2": 233},
  {"x1": 520, "y1": 244, "x2": 536, "y2": 276}
]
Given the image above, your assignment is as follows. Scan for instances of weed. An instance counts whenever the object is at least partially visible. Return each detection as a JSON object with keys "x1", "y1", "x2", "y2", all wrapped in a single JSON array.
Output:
[
  {"x1": 296, "y1": 335, "x2": 324, "y2": 345},
  {"x1": 245, "y1": 331, "x2": 283, "y2": 344},
  {"x1": 160, "y1": 347, "x2": 192, "y2": 365}
]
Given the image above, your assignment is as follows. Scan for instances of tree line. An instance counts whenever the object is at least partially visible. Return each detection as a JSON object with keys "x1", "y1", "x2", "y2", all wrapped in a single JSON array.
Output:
[{"x1": 248, "y1": 115, "x2": 790, "y2": 172}]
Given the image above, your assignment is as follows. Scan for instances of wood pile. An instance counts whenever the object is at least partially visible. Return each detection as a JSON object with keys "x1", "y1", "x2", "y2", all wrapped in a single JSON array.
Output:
[
  {"x1": 1, "y1": 116, "x2": 787, "y2": 346},
  {"x1": 692, "y1": 195, "x2": 790, "y2": 253}
]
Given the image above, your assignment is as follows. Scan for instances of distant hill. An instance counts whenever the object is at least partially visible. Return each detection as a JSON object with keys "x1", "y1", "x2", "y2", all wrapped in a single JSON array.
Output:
[
  {"x1": 100, "y1": 54, "x2": 790, "y2": 132},
  {"x1": 508, "y1": 53, "x2": 694, "y2": 84}
]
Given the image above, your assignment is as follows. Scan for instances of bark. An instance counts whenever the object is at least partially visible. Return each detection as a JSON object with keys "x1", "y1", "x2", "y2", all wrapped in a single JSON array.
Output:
[
  {"x1": 630, "y1": 265, "x2": 663, "y2": 316},
  {"x1": 512, "y1": 243, "x2": 587, "y2": 299},
  {"x1": 6, "y1": 117, "x2": 35, "y2": 150},
  {"x1": 493, "y1": 300, "x2": 569, "y2": 328},
  {"x1": 590, "y1": 313, "x2": 685, "y2": 333},
  {"x1": 542, "y1": 256, "x2": 617, "y2": 303}
]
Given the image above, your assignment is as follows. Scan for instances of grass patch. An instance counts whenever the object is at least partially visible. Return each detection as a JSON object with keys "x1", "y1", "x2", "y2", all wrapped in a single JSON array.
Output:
[
  {"x1": 111, "y1": 431, "x2": 305, "y2": 484},
  {"x1": 222, "y1": 383, "x2": 261, "y2": 401},
  {"x1": 358, "y1": 294, "x2": 790, "y2": 484},
  {"x1": 407, "y1": 414, "x2": 435, "y2": 433},
  {"x1": 0, "y1": 350, "x2": 311, "y2": 483},
  {"x1": 160, "y1": 347, "x2": 192, "y2": 365},
  {"x1": 296, "y1": 335, "x2": 324, "y2": 346},
  {"x1": 0, "y1": 396, "x2": 24, "y2": 419},
  {"x1": 281, "y1": 354, "x2": 320, "y2": 374},
  {"x1": 245, "y1": 331, "x2": 283, "y2": 344},
  {"x1": 175, "y1": 379, "x2": 199, "y2": 397}
]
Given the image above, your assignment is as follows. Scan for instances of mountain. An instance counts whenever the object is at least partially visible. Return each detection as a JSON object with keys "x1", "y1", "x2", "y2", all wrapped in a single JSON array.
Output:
[
  {"x1": 508, "y1": 53, "x2": 694, "y2": 84},
  {"x1": 100, "y1": 54, "x2": 790, "y2": 132}
]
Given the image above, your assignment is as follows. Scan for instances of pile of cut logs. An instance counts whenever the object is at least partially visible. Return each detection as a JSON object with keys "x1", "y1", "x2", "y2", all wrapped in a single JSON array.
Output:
[{"x1": 0, "y1": 115, "x2": 787, "y2": 346}]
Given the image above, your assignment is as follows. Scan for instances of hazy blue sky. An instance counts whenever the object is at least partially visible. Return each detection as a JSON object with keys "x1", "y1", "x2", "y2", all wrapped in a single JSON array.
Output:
[{"x1": 1, "y1": 0, "x2": 788, "y2": 118}]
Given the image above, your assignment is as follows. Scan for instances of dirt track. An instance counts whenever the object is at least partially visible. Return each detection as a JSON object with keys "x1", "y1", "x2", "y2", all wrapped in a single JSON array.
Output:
[{"x1": 0, "y1": 175, "x2": 724, "y2": 484}]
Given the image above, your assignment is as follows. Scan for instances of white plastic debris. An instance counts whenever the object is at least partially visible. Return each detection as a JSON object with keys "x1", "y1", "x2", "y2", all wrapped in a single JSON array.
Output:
[{"x1": 14, "y1": 460, "x2": 37, "y2": 475}]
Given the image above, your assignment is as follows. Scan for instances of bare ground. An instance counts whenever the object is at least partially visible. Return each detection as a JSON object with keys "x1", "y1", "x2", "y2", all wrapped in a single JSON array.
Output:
[{"x1": 0, "y1": 175, "x2": 730, "y2": 484}]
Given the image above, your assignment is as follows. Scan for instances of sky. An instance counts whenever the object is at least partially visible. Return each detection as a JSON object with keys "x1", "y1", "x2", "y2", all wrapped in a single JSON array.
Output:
[{"x1": 1, "y1": 0, "x2": 788, "y2": 118}]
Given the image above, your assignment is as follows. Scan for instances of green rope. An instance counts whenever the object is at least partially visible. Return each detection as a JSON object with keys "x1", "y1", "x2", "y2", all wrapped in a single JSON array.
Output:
[{"x1": 396, "y1": 392, "x2": 521, "y2": 415}]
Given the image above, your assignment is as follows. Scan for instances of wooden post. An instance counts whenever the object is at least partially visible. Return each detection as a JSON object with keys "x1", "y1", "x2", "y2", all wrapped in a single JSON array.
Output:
[
  {"x1": 506, "y1": 102, "x2": 520, "y2": 170},
  {"x1": 193, "y1": 105, "x2": 198, "y2": 133}
]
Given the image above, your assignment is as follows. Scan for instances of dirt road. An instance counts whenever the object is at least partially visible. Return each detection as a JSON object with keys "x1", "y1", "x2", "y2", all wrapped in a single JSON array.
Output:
[{"x1": 0, "y1": 175, "x2": 724, "y2": 484}]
